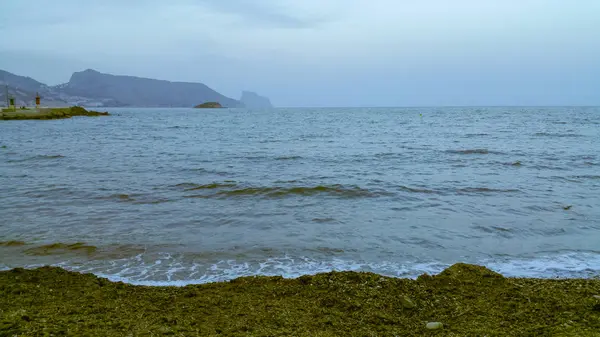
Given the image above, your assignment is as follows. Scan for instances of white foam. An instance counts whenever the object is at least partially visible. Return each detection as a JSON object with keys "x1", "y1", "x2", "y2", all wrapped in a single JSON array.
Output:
[
  {"x1": 484, "y1": 252, "x2": 600, "y2": 278},
  {"x1": 2, "y1": 251, "x2": 599, "y2": 286}
]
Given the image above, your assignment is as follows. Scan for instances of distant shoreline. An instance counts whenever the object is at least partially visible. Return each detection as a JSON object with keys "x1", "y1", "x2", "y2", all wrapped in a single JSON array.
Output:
[{"x1": 1, "y1": 106, "x2": 109, "y2": 120}]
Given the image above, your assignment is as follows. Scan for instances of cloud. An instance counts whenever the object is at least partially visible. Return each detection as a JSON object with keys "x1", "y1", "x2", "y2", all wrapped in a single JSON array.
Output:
[
  {"x1": 0, "y1": 0, "x2": 330, "y2": 30},
  {"x1": 194, "y1": 0, "x2": 331, "y2": 29}
]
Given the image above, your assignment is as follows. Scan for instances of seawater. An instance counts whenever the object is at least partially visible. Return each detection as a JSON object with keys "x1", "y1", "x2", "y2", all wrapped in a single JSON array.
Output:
[{"x1": 1, "y1": 107, "x2": 599, "y2": 285}]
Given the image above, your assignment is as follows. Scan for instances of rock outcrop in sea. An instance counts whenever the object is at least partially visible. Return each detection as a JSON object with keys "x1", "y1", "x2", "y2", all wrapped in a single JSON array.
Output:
[{"x1": 194, "y1": 102, "x2": 223, "y2": 109}]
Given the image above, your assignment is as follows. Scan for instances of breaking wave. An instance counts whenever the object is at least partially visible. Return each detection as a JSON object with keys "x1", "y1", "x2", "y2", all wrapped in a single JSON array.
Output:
[{"x1": 2, "y1": 251, "x2": 599, "y2": 286}]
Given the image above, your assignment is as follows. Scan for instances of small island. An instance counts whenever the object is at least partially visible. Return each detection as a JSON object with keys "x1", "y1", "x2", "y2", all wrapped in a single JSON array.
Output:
[
  {"x1": 194, "y1": 102, "x2": 223, "y2": 109},
  {"x1": 1, "y1": 106, "x2": 110, "y2": 120}
]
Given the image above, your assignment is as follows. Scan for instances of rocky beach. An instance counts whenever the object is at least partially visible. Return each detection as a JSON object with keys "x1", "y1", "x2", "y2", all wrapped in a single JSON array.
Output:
[{"x1": 1, "y1": 264, "x2": 600, "y2": 336}]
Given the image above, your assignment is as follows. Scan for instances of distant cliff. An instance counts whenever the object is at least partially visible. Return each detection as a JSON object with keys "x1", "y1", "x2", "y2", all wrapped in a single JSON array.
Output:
[
  {"x1": 0, "y1": 69, "x2": 245, "y2": 108},
  {"x1": 240, "y1": 91, "x2": 273, "y2": 109}
]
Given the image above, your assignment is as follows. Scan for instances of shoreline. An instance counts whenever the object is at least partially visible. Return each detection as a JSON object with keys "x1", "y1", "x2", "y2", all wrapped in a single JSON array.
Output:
[
  {"x1": 2, "y1": 264, "x2": 599, "y2": 336},
  {"x1": 0, "y1": 106, "x2": 109, "y2": 120}
]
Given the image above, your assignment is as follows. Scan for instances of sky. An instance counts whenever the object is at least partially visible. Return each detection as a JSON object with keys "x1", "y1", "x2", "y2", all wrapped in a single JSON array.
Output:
[{"x1": 1, "y1": 0, "x2": 599, "y2": 107}]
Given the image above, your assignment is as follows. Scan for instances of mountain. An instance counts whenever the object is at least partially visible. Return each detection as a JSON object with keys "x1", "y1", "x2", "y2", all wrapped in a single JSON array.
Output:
[
  {"x1": 0, "y1": 70, "x2": 68, "y2": 107},
  {"x1": 63, "y1": 69, "x2": 240, "y2": 108},
  {"x1": 240, "y1": 91, "x2": 273, "y2": 109},
  {"x1": 1, "y1": 69, "x2": 269, "y2": 108},
  {"x1": 0, "y1": 70, "x2": 46, "y2": 93}
]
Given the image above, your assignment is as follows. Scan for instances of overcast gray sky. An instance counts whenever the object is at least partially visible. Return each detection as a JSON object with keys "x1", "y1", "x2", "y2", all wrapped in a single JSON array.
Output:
[{"x1": 1, "y1": 0, "x2": 599, "y2": 107}]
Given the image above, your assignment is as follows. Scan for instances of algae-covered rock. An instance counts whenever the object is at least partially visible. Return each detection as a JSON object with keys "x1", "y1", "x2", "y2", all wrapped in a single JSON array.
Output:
[
  {"x1": 426, "y1": 322, "x2": 443, "y2": 330},
  {"x1": 70, "y1": 106, "x2": 88, "y2": 115},
  {"x1": 436, "y1": 263, "x2": 504, "y2": 281},
  {"x1": 399, "y1": 295, "x2": 416, "y2": 309},
  {"x1": 68, "y1": 106, "x2": 109, "y2": 116},
  {"x1": 194, "y1": 102, "x2": 223, "y2": 108}
]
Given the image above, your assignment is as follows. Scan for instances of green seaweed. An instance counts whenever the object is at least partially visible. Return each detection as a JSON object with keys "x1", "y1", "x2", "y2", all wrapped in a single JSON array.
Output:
[
  {"x1": 23, "y1": 242, "x2": 97, "y2": 256},
  {"x1": 0, "y1": 263, "x2": 599, "y2": 336},
  {"x1": 184, "y1": 182, "x2": 238, "y2": 191},
  {"x1": 0, "y1": 241, "x2": 26, "y2": 247}
]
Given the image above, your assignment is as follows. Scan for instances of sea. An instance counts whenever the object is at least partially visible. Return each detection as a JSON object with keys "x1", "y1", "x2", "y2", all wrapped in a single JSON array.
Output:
[{"x1": 1, "y1": 107, "x2": 599, "y2": 285}]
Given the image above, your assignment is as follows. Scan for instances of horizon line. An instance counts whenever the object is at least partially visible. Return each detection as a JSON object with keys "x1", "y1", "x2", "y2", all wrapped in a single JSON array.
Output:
[{"x1": 98, "y1": 105, "x2": 600, "y2": 109}]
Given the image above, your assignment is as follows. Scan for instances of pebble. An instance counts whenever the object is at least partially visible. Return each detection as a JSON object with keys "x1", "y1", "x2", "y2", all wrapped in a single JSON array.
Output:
[
  {"x1": 399, "y1": 296, "x2": 415, "y2": 309},
  {"x1": 426, "y1": 322, "x2": 443, "y2": 330}
]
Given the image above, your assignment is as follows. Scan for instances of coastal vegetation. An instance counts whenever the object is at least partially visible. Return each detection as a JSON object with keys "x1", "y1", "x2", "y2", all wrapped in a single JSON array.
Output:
[
  {"x1": 1, "y1": 263, "x2": 599, "y2": 336},
  {"x1": 0, "y1": 106, "x2": 109, "y2": 120}
]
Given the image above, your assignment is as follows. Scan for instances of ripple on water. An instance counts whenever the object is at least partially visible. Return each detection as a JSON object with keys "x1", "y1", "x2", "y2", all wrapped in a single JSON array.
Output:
[
  {"x1": 311, "y1": 218, "x2": 339, "y2": 223},
  {"x1": 7, "y1": 154, "x2": 66, "y2": 163},
  {"x1": 180, "y1": 182, "x2": 238, "y2": 191},
  {"x1": 571, "y1": 175, "x2": 600, "y2": 180},
  {"x1": 274, "y1": 155, "x2": 303, "y2": 161},
  {"x1": 504, "y1": 161, "x2": 522, "y2": 167},
  {"x1": 534, "y1": 132, "x2": 584, "y2": 138},
  {"x1": 1, "y1": 106, "x2": 599, "y2": 282},
  {"x1": 445, "y1": 149, "x2": 499, "y2": 155},
  {"x1": 182, "y1": 183, "x2": 391, "y2": 199},
  {"x1": 24, "y1": 243, "x2": 97, "y2": 256},
  {"x1": 455, "y1": 187, "x2": 521, "y2": 195},
  {"x1": 98, "y1": 193, "x2": 174, "y2": 205},
  {"x1": 471, "y1": 225, "x2": 515, "y2": 238},
  {"x1": 396, "y1": 185, "x2": 438, "y2": 194}
]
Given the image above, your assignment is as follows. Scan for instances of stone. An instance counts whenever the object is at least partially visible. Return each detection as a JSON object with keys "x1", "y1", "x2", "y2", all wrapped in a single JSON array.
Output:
[
  {"x1": 399, "y1": 296, "x2": 416, "y2": 309},
  {"x1": 426, "y1": 322, "x2": 443, "y2": 330}
]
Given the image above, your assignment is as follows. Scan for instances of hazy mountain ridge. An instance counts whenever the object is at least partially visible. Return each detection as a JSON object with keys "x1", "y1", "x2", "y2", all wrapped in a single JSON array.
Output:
[
  {"x1": 0, "y1": 69, "x2": 272, "y2": 108},
  {"x1": 240, "y1": 91, "x2": 273, "y2": 109}
]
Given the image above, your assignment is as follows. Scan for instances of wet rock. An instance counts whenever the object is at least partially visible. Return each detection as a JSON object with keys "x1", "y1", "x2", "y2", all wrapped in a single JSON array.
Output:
[{"x1": 426, "y1": 322, "x2": 443, "y2": 330}]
